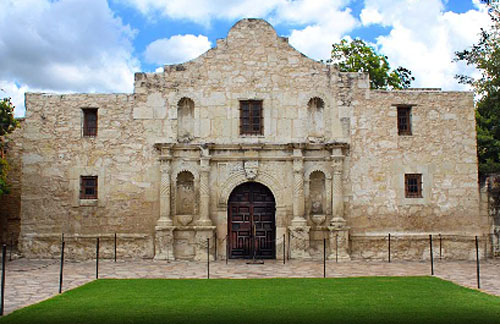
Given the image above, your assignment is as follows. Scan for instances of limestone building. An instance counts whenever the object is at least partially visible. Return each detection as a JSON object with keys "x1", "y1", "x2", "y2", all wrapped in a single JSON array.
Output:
[{"x1": 3, "y1": 18, "x2": 492, "y2": 260}]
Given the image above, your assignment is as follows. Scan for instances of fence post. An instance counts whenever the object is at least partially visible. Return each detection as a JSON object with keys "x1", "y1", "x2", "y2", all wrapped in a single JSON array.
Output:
[
  {"x1": 439, "y1": 233, "x2": 442, "y2": 260},
  {"x1": 475, "y1": 236, "x2": 480, "y2": 289},
  {"x1": 207, "y1": 238, "x2": 210, "y2": 279},
  {"x1": 283, "y1": 234, "x2": 285, "y2": 265},
  {"x1": 335, "y1": 233, "x2": 339, "y2": 263},
  {"x1": 0, "y1": 244, "x2": 6, "y2": 316},
  {"x1": 9, "y1": 234, "x2": 12, "y2": 262},
  {"x1": 429, "y1": 234, "x2": 434, "y2": 275},
  {"x1": 96, "y1": 237, "x2": 99, "y2": 279},
  {"x1": 59, "y1": 240, "x2": 65, "y2": 294},
  {"x1": 215, "y1": 233, "x2": 218, "y2": 261},
  {"x1": 323, "y1": 238, "x2": 326, "y2": 278},
  {"x1": 388, "y1": 233, "x2": 391, "y2": 263},
  {"x1": 225, "y1": 235, "x2": 228, "y2": 265},
  {"x1": 114, "y1": 233, "x2": 117, "y2": 263}
]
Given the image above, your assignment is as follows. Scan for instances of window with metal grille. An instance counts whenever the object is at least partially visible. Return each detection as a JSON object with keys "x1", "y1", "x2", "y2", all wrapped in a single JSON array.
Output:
[
  {"x1": 240, "y1": 100, "x2": 263, "y2": 135},
  {"x1": 405, "y1": 174, "x2": 422, "y2": 198},
  {"x1": 397, "y1": 106, "x2": 412, "y2": 135},
  {"x1": 83, "y1": 108, "x2": 98, "y2": 137},
  {"x1": 80, "y1": 176, "x2": 98, "y2": 199}
]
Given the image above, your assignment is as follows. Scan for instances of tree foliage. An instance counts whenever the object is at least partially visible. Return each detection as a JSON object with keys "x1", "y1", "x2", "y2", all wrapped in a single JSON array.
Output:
[
  {"x1": 0, "y1": 97, "x2": 19, "y2": 195},
  {"x1": 330, "y1": 39, "x2": 414, "y2": 89},
  {"x1": 455, "y1": 2, "x2": 500, "y2": 176}
]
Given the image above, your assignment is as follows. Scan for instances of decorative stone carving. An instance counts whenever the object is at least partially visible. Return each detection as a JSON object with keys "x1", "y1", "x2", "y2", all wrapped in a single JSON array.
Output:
[
  {"x1": 328, "y1": 227, "x2": 350, "y2": 261},
  {"x1": 244, "y1": 160, "x2": 259, "y2": 180},
  {"x1": 331, "y1": 153, "x2": 345, "y2": 227},
  {"x1": 289, "y1": 225, "x2": 311, "y2": 259},
  {"x1": 154, "y1": 225, "x2": 174, "y2": 260},
  {"x1": 292, "y1": 149, "x2": 306, "y2": 226},
  {"x1": 197, "y1": 154, "x2": 212, "y2": 226}
]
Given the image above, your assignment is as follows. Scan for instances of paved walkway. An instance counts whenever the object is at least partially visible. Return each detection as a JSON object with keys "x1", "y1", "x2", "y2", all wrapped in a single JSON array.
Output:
[{"x1": 2, "y1": 258, "x2": 500, "y2": 315}]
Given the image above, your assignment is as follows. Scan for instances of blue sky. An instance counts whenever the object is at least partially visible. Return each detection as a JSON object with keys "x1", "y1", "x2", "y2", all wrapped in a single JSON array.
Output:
[{"x1": 0, "y1": 0, "x2": 490, "y2": 116}]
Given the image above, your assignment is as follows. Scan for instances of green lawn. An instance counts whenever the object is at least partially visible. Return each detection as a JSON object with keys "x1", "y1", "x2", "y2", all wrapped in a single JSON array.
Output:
[{"x1": 1, "y1": 277, "x2": 500, "y2": 324}]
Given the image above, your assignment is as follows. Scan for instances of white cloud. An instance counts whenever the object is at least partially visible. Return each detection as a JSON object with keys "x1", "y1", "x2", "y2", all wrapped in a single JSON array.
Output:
[
  {"x1": 144, "y1": 35, "x2": 212, "y2": 65},
  {"x1": 0, "y1": 81, "x2": 30, "y2": 118},
  {"x1": 119, "y1": 0, "x2": 283, "y2": 26},
  {"x1": 0, "y1": 0, "x2": 141, "y2": 116},
  {"x1": 361, "y1": 0, "x2": 489, "y2": 90},
  {"x1": 123, "y1": 0, "x2": 357, "y2": 61}
]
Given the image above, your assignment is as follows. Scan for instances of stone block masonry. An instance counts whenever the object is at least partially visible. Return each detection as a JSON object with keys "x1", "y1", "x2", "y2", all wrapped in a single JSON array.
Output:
[{"x1": 2, "y1": 18, "x2": 493, "y2": 261}]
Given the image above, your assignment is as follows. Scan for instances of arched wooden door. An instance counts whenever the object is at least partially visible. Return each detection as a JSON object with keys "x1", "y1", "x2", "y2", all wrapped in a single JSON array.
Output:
[{"x1": 228, "y1": 182, "x2": 276, "y2": 259}]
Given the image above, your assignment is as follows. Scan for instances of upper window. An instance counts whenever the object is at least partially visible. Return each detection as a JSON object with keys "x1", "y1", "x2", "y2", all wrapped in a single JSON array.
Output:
[
  {"x1": 405, "y1": 174, "x2": 422, "y2": 198},
  {"x1": 80, "y1": 176, "x2": 98, "y2": 199},
  {"x1": 83, "y1": 108, "x2": 98, "y2": 137},
  {"x1": 240, "y1": 100, "x2": 263, "y2": 135},
  {"x1": 397, "y1": 106, "x2": 412, "y2": 136}
]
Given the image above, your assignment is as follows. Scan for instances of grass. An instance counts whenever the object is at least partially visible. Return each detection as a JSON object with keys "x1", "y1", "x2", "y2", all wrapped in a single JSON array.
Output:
[{"x1": 1, "y1": 277, "x2": 500, "y2": 324}]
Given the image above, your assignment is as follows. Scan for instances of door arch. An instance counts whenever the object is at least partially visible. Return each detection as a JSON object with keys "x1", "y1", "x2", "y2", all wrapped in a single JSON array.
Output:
[{"x1": 228, "y1": 182, "x2": 276, "y2": 259}]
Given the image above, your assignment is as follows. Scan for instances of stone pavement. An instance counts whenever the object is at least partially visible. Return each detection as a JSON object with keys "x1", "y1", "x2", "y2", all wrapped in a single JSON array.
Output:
[{"x1": 2, "y1": 258, "x2": 499, "y2": 315}]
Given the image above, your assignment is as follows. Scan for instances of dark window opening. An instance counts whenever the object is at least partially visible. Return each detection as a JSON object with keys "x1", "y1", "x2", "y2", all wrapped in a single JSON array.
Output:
[
  {"x1": 397, "y1": 106, "x2": 412, "y2": 136},
  {"x1": 83, "y1": 109, "x2": 98, "y2": 137},
  {"x1": 405, "y1": 174, "x2": 422, "y2": 198},
  {"x1": 240, "y1": 100, "x2": 263, "y2": 135},
  {"x1": 80, "y1": 176, "x2": 98, "y2": 199}
]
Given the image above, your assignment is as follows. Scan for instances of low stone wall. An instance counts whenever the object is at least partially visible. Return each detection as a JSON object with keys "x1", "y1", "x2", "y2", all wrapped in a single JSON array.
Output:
[
  {"x1": 350, "y1": 234, "x2": 490, "y2": 261},
  {"x1": 19, "y1": 233, "x2": 154, "y2": 259}
]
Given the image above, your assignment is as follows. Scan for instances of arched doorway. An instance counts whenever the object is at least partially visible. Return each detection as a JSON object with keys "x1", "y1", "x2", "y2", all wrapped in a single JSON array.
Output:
[{"x1": 228, "y1": 182, "x2": 276, "y2": 259}]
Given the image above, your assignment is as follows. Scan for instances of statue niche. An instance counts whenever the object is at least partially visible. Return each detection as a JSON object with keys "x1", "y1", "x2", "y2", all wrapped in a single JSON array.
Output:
[
  {"x1": 177, "y1": 97, "x2": 194, "y2": 142},
  {"x1": 307, "y1": 97, "x2": 325, "y2": 139},
  {"x1": 309, "y1": 171, "x2": 326, "y2": 225},
  {"x1": 175, "y1": 171, "x2": 195, "y2": 225}
]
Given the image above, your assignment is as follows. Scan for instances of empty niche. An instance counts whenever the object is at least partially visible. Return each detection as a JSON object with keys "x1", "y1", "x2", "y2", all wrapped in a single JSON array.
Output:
[
  {"x1": 309, "y1": 171, "x2": 325, "y2": 215},
  {"x1": 176, "y1": 171, "x2": 195, "y2": 215},
  {"x1": 307, "y1": 97, "x2": 325, "y2": 138},
  {"x1": 177, "y1": 97, "x2": 194, "y2": 141}
]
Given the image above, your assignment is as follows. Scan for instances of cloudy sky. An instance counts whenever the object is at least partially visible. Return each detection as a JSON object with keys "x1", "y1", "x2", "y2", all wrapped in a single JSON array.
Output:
[{"x1": 0, "y1": 0, "x2": 491, "y2": 117}]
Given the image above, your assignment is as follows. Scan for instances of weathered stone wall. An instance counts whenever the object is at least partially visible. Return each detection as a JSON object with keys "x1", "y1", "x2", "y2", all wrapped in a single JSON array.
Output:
[
  {"x1": 16, "y1": 18, "x2": 488, "y2": 260},
  {"x1": 484, "y1": 175, "x2": 500, "y2": 256},
  {"x1": 347, "y1": 90, "x2": 487, "y2": 259},
  {"x1": 0, "y1": 121, "x2": 23, "y2": 247},
  {"x1": 21, "y1": 93, "x2": 158, "y2": 258}
]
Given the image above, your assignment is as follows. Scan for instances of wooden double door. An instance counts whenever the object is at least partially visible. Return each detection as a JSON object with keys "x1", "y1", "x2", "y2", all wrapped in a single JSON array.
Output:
[{"x1": 228, "y1": 182, "x2": 276, "y2": 259}]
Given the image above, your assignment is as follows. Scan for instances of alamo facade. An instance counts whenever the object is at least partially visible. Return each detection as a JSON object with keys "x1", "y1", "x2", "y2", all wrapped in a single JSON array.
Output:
[{"x1": 1, "y1": 18, "x2": 496, "y2": 261}]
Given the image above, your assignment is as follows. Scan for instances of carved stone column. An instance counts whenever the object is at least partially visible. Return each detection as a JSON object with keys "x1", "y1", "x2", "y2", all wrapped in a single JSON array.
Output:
[
  {"x1": 292, "y1": 148, "x2": 306, "y2": 226},
  {"x1": 330, "y1": 152, "x2": 346, "y2": 227},
  {"x1": 197, "y1": 149, "x2": 212, "y2": 226},
  {"x1": 155, "y1": 145, "x2": 175, "y2": 260},
  {"x1": 289, "y1": 147, "x2": 310, "y2": 258},
  {"x1": 159, "y1": 159, "x2": 173, "y2": 226}
]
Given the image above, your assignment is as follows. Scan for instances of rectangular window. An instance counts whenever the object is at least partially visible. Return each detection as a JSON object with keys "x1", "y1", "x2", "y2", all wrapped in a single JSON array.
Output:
[
  {"x1": 405, "y1": 174, "x2": 422, "y2": 198},
  {"x1": 240, "y1": 100, "x2": 263, "y2": 135},
  {"x1": 397, "y1": 106, "x2": 412, "y2": 135},
  {"x1": 80, "y1": 176, "x2": 98, "y2": 199},
  {"x1": 83, "y1": 108, "x2": 98, "y2": 137}
]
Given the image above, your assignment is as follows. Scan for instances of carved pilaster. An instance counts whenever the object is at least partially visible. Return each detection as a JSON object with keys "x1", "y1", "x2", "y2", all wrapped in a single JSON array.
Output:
[
  {"x1": 159, "y1": 151, "x2": 173, "y2": 226},
  {"x1": 197, "y1": 150, "x2": 212, "y2": 226},
  {"x1": 292, "y1": 148, "x2": 306, "y2": 226},
  {"x1": 331, "y1": 153, "x2": 345, "y2": 227}
]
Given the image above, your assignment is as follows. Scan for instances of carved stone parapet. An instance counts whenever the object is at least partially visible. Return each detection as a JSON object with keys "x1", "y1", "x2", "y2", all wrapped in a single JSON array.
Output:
[
  {"x1": 328, "y1": 227, "x2": 350, "y2": 261},
  {"x1": 154, "y1": 225, "x2": 175, "y2": 260},
  {"x1": 193, "y1": 226, "x2": 216, "y2": 261},
  {"x1": 288, "y1": 225, "x2": 311, "y2": 259}
]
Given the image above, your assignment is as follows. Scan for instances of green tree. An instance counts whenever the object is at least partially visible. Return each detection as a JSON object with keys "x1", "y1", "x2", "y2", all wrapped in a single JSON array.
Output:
[
  {"x1": 0, "y1": 97, "x2": 19, "y2": 195},
  {"x1": 454, "y1": 2, "x2": 500, "y2": 176},
  {"x1": 330, "y1": 38, "x2": 414, "y2": 89}
]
